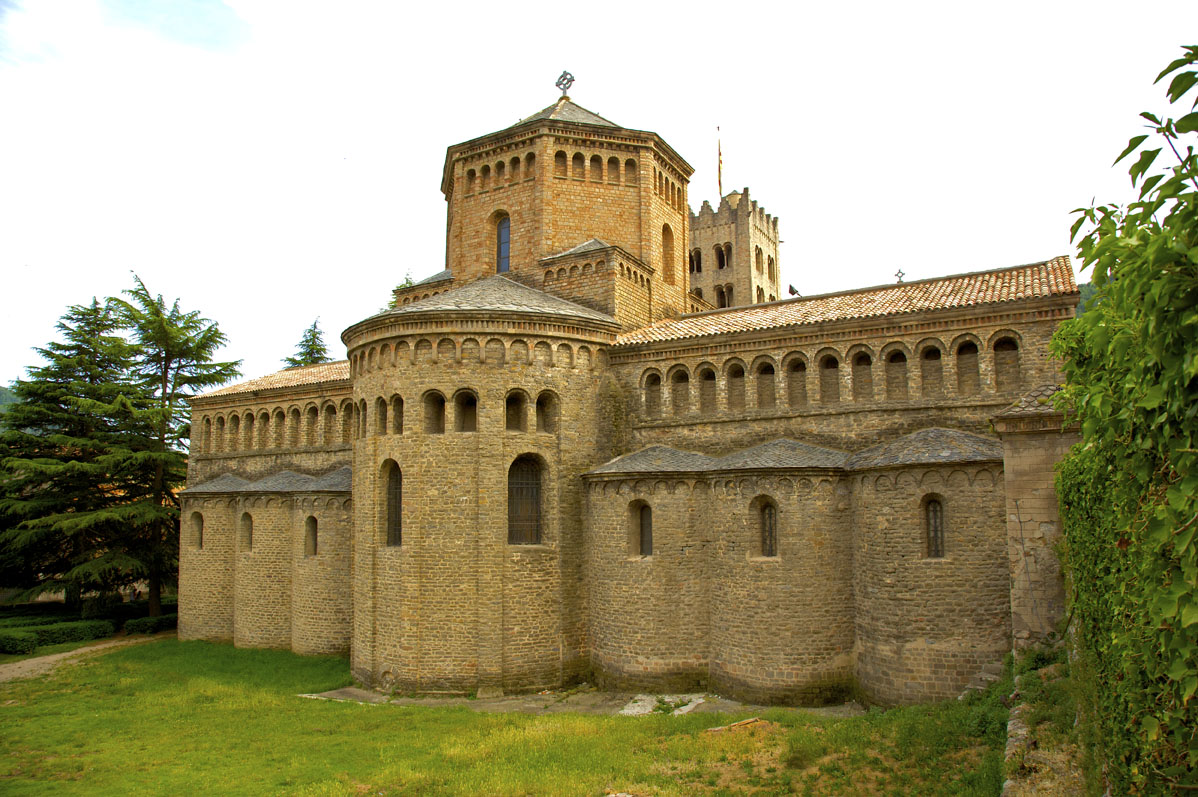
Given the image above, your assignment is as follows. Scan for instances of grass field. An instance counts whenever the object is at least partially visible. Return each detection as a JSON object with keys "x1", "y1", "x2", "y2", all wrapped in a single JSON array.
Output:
[{"x1": 0, "y1": 640, "x2": 1009, "y2": 795}]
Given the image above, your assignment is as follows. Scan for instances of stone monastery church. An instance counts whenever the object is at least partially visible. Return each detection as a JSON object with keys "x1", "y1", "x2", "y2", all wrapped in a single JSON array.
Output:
[{"x1": 180, "y1": 88, "x2": 1080, "y2": 705}]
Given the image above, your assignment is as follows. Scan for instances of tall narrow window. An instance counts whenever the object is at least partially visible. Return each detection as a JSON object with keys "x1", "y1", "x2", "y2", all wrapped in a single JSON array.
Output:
[
  {"x1": 505, "y1": 392, "x2": 527, "y2": 431},
  {"x1": 536, "y1": 391, "x2": 558, "y2": 433},
  {"x1": 639, "y1": 504, "x2": 652, "y2": 556},
  {"x1": 852, "y1": 353, "x2": 873, "y2": 401},
  {"x1": 994, "y1": 337, "x2": 1021, "y2": 392},
  {"x1": 671, "y1": 371, "x2": 689, "y2": 416},
  {"x1": 756, "y1": 363, "x2": 776, "y2": 409},
  {"x1": 727, "y1": 364, "x2": 746, "y2": 411},
  {"x1": 661, "y1": 224, "x2": 675, "y2": 285},
  {"x1": 820, "y1": 356, "x2": 841, "y2": 404},
  {"x1": 715, "y1": 245, "x2": 726, "y2": 270},
  {"x1": 788, "y1": 360, "x2": 808, "y2": 407},
  {"x1": 386, "y1": 463, "x2": 402, "y2": 546},
  {"x1": 644, "y1": 374, "x2": 661, "y2": 417},
  {"x1": 304, "y1": 516, "x2": 318, "y2": 557},
  {"x1": 508, "y1": 456, "x2": 542, "y2": 545},
  {"x1": 496, "y1": 215, "x2": 510, "y2": 273},
  {"x1": 191, "y1": 512, "x2": 204, "y2": 550},
  {"x1": 921, "y1": 347, "x2": 943, "y2": 397},
  {"x1": 240, "y1": 512, "x2": 253, "y2": 552},
  {"x1": 957, "y1": 342, "x2": 980, "y2": 395},
  {"x1": 454, "y1": 392, "x2": 478, "y2": 432},
  {"x1": 424, "y1": 392, "x2": 445, "y2": 434},
  {"x1": 699, "y1": 368, "x2": 716, "y2": 414},
  {"x1": 925, "y1": 498, "x2": 944, "y2": 558},
  {"x1": 760, "y1": 501, "x2": 777, "y2": 557},
  {"x1": 886, "y1": 352, "x2": 909, "y2": 400}
]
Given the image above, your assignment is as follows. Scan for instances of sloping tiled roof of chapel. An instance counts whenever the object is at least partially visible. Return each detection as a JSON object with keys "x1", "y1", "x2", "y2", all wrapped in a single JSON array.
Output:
[
  {"x1": 376, "y1": 275, "x2": 617, "y2": 325},
  {"x1": 616, "y1": 256, "x2": 1077, "y2": 346},
  {"x1": 510, "y1": 96, "x2": 620, "y2": 129},
  {"x1": 200, "y1": 360, "x2": 350, "y2": 398}
]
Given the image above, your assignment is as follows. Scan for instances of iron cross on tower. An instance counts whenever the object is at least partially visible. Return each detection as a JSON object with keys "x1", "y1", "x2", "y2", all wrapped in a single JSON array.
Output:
[{"x1": 556, "y1": 71, "x2": 574, "y2": 96}]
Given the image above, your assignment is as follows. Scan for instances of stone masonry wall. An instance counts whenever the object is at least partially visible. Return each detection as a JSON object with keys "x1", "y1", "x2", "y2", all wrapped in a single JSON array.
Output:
[
  {"x1": 852, "y1": 465, "x2": 1010, "y2": 704},
  {"x1": 291, "y1": 495, "x2": 353, "y2": 655},
  {"x1": 996, "y1": 419, "x2": 1078, "y2": 648},
  {"x1": 345, "y1": 322, "x2": 611, "y2": 693},
  {"x1": 232, "y1": 496, "x2": 293, "y2": 649},
  {"x1": 179, "y1": 496, "x2": 234, "y2": 642}
]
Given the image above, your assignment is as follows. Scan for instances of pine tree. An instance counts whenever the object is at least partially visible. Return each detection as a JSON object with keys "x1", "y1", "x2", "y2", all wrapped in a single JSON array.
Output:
[
  {"x1": 110, "y1": 276, "x2": 240, "y2": 615},
  {"x1": 283, "y1": 319, "x2": 332, "y2": 368},
  {"x1": 0, "y1": 299, "x2": 145, "y2": 603}
]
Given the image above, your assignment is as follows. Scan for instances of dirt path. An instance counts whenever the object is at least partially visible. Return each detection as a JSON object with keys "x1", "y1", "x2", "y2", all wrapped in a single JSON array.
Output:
[{"x1": 0, "y1": 631, "x2": 174, "y2": 684}]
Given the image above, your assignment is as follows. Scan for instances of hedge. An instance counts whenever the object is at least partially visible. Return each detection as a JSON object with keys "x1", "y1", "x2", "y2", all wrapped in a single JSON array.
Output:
[
  {"x1": 24, "y1": 620, "x2": 115, "y2": 646},
  {"x1": 124, "y1": 614, "x2": 177, "y2": 634},
  {"x1": 0, "y1": 630, "x2": 38, "y2": 654}
]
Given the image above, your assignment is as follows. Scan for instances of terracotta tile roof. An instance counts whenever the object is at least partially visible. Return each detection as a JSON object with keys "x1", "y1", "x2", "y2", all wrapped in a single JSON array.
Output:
[
  {"x1": 617, "y1": 256, "x2": 1077, "y2": 346},
  {"x1": 200, "y1": 360, "x2": 349, "y2": 398},
  {"x1": 994, "y1": 384, "x2": 1065, "y2": 417}
]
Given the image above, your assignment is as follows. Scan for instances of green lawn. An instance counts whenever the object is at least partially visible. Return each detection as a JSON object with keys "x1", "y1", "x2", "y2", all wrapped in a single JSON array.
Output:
[{"x1": 0, "y1": 640, "x2": 1008, "y2": 795}]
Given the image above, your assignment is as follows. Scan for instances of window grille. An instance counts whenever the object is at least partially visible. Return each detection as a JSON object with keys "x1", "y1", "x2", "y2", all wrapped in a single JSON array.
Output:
[
  {"x1": 496, "y1": 216, "x2": 510, "y2": 273},
  {"x1": 639, "y1": 504, "x2": 653, "y2": 556},
  {"x1": 761, "y1": 503, "x2": 777, "y2": 557},
  {"x1": 508, "y1": 457, "x2": 541, "y2": 544},
  {"x1": 386, "y1": 467, "x2": 402, "y2": 546},
  {"x1": 926, "y1": 499, "x2": 944, "y2": 558}
]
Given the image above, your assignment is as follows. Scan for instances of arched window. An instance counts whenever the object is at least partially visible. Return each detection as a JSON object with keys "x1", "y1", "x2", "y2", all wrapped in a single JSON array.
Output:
[
  {"x1": 644, "y1": 373, "x2": 661, "y2": 416},
  {"x1": 756, "y1": 286, "x2": 765, "y2": 304},
  {"x1": 535, "y1": 391, "x2": 558, "y2": 433},
  {"x1": 630, "y1": 502, "x2": 652, "y2": 557},
  {"x1": 465, "y1": 168, "x2": 476, "y2": 193},
  {"x1": 554, "y1": 151, "x2": 567, "y2": 177},
  {"x1": 624, "y1": 158, "x2": 637, "y2": 184},
  {"x1": 385, "y1": 462, "x2": 402, "y2": 546},
  {"x1": 820, "y1": 356, "x2": 841, "y2": 404},
  {"x1": 240, "y1": 512, "x2": 253, "y2": 552},
  {"x1": 755, "y1": 246, "x2": 764, "y2": 274},
  {"x1": 508, "y1": 456, "x2": 542, "y2": 545},
  {"x1": 925, "y1": 498, "x2": 944, "y2": 558},
  {"x1": 768, "y1": 256, "x2": 776, "y2": 283},
  {"x1": 390, "y1": 395, "x2": 403, "y2": 435},
  {"x1": 756, "y1": 363, "x2": 776, "y2": 409},
  {"x1": 994, "y1": 337, "x2": 1021, "y2": 392},
  {"x1": 852, "y1": 353, "x2": 873, "y2": 401},
  {"x1": 921, "y1": 347, "x2": 943, "y2": 397},
  {"x1": 671, "y1": 371, "x2": 689, "y2": 416},
  {"x1": 375, "y1": 397, "x2": 388, "y2": 435},
  {"x1": 693, "y1": 287, "x2": 703, "y2": 300},
  {"x1": 723, "y1": 244, "x2": 733, "y2": 270},
  {"x1": 509, "y1": 156, "x2": 520, "y2": 181},
  {"x1": 715, "y1": 245, "x2": 726, "y2": 270},
  {"x1": 304, "y1": 516, "x2": 318, "y2": 557},
  {"x1": 201, "y1": 417, "x2": 212, "y2": 453},
  {"x1": 496, "y1": 214, "x2": 511, "y2": 273},
  {"x1": 589, "y1": 154, "x2": 602, "y2": 182},
  {"x1": 505, "y1": 392, "x2": 527, "y2": 431},
  {"x1": 424, "y1": 392, "x2": 445, "y2": 434},
  {"x1": 699, "y1": 368, "x2": 716, "y2": 414},
  {"x1": 957, "y1": 341, "x2": 980, "y2": 396},
  {"x1": 787, "y1": 360, "x2": 808, "y2": 407},
  {"x1": 885, "y1": 352, "x2": 909, "y2": 400},
  {"x1": 303, "y1": 407, "x2": 317, "y2": 445},
  {"x1": 661, "y1": 224, "x2": 675, "y2": 285},
  {"x1": 480, "y1": 164, "x2": 490, "y2": 190},
  {"x1": 725, "y1": 284, "x2": 734, "y2": 305},
  {"x1": 760, "y1": 500, "x2": 778, "y2": 558},
  {"x1": 454, "y1": 392, "x2": 478, "y2": 432},
  {"x1": 607, "y1": 156, "x2": 620, "y2": 183},
  {"x1": 191, "y1": 512, "x2": 204, "y2": 550},
  {"x1": 524, "y1": 152, "x2": 536, "y2": 179},
  {"x1": 715, "y1": 286, "x2": 726, "y2": 308},
  {"x1": 214, "y1": 416, "x2": 225, "y2": 453},
  {"x1": 571, "y1": 152, "x2": 584, "y2": 179},
  {"x1": 727, "y1": 364, "x2": 746, "y2": 411}
]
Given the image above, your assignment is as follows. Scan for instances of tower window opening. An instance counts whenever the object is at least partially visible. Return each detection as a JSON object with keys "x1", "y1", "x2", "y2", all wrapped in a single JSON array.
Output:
[
  {"x1": 925, "y1": 497, "x2": 944, "y2": 558},
  {"x1": 760, "y1": 500, "x2": 777, "y2": 558},
  {"x1": 508, "y1": 456, "x2": 542, "y2": 545},
  {"x1": 385, "y1": 462, "x2": 402, "y2": 546},
  {"x1": 496, "y1": 214, "x2": 510, "y2": 273}
]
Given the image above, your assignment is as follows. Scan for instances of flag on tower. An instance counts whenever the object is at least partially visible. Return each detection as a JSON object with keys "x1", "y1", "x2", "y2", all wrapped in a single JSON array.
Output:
[{"x1": 717, "y1": 126, "x2": 723, "y2": 197}]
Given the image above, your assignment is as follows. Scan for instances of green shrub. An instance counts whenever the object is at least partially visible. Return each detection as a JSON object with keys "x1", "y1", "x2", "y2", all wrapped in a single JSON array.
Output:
[
  {"x1": 0, "y1": 630, "x2": 38, "y2": 654},
  {"x1": 24, "y1": 620, "x2": 114, "y2": 646},
  {"x1": 124, "y1": 614, "x2": 177, "y2": 634}
]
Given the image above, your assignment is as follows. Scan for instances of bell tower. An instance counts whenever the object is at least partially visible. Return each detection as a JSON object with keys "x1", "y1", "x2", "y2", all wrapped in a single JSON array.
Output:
[{"x1": 434, "y1": 76, "x2": 695, "y2": 327}]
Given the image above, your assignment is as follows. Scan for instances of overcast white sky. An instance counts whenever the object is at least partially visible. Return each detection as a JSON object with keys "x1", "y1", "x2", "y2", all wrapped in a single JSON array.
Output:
[{"x1": 1, "y1": 1, "x2": 1194, "y2": 387}]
